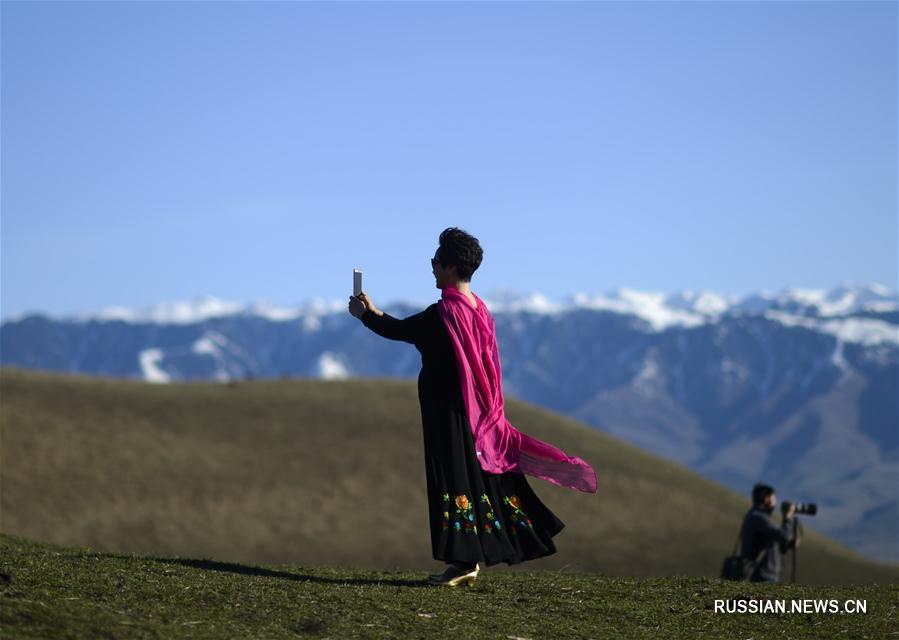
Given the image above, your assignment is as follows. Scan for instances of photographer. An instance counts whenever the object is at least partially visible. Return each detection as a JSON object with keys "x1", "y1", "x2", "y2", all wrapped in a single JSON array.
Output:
[{"x1": 740, "y1": 483, "x2": 799, "y2": 582}]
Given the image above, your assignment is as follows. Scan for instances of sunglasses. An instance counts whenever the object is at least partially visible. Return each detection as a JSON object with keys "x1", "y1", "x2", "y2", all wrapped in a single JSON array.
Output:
[{"x1": 431, "y1": 257, "x2": 440, "y2": 267}]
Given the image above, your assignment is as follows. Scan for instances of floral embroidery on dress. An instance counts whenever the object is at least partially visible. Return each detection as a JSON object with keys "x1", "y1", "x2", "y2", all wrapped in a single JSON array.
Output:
[
  {"x1": 503, "y1": 494, "x2": 533, "y2": 532},
  {"x1": 440, "y1": 491, "x2": 478, "y2": 534},
  {"x1": 480, "y1": 492, "x2": 501, "y2": 533},
  {"x1": 439, "y1": 490, "x2": 523, "y2": 536}
]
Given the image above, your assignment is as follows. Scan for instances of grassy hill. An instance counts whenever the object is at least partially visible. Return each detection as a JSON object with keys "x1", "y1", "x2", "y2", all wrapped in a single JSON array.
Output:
[
  {"x1": 1, "y1": 531, "x2": 896, "y2": 640},
  {"x1": 1, "y1": 366, "x2": 895, "y2": 585}
]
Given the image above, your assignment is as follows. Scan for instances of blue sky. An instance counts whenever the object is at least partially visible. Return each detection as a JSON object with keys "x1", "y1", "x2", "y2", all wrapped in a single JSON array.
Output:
[{"x1": 2, "y1": 1, "x2": 896, "y2": 320}]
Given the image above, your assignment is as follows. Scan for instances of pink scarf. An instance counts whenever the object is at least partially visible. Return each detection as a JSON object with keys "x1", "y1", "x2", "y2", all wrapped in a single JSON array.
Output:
[{"x1": 437, "y1": 286, "x2": 598, "y2": 493}]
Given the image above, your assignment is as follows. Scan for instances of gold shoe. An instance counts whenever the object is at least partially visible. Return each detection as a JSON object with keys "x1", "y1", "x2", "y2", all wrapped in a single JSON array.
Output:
[
  {"x1": 428, "y1": 562, "x2": 469, "y2": 581},
  {"x1": 428, "y1": 563, "x2": 479, "y2": 587}
]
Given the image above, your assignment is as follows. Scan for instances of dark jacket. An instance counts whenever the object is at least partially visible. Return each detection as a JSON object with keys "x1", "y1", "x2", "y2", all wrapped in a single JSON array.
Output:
[{"x1": 739, "y1": 506, "x2": 796, "y2": 582}]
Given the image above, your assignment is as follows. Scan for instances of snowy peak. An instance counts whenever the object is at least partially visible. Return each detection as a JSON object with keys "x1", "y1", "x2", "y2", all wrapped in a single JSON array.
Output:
[
  {"x1": 64, "y1": 295, "x2": 348, "y2": 325},
  {"x1": 479, "y1": 288, "x2": 565, "y2": 314},
  {"x1": 778, "y1": 281, "x2": 897, "y2": 315},
  {"x1": 78, "y1": 295, "x2": 247, "y2": 325},
  {"x1": 663, "y1": 289, "x2": 736, "y2": 315}
]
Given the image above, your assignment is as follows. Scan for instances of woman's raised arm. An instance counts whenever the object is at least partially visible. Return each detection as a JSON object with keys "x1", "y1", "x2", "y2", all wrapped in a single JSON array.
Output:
[{"x1": 361, "y1": 307, "x2": 428, "y2": 345}]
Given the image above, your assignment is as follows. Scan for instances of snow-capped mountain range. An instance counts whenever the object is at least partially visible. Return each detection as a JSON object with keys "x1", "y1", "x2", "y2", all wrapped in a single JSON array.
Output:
[
  {"x1": 2, "y1": 281, "x2": 897, "y2": 564},
  {"x1": 6, "y1": 280, "x2": 896, "y2": 338}
]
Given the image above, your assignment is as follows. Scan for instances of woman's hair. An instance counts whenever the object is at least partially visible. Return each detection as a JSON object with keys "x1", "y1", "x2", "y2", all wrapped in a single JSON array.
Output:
[{"x1": 437, "y1": 227, "x2": 483, "y2": 282}]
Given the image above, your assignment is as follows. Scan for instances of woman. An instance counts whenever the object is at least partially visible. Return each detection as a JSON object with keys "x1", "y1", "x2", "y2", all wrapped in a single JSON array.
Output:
[{"x1": 348, "y1": 227, "x2": 597, "y2": 587}]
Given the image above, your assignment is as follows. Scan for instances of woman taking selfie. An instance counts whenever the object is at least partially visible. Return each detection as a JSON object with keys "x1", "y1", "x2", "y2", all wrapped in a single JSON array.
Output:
[{"x1": 348, "y1": 227, "x2": 597, "y2": 587}]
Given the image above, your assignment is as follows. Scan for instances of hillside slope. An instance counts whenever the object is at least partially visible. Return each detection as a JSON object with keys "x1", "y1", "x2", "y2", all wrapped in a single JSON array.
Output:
[{"x1": 1, "y1": 367, "x2": 895, "y2": 584}]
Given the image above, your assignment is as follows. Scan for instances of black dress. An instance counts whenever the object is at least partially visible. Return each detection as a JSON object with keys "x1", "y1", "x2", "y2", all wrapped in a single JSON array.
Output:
[{"x1": 361, "y1": 303, "x2": 565, "y2": 567}]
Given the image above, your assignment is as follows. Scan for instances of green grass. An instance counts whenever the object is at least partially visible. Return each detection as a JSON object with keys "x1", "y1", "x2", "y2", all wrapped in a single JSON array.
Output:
[
  {"x1": 1, "y1": 532, "x2": 896, "y2": 640},
  {"x1": 1, "y1": 366, "x2": 896, "y2": 585}
]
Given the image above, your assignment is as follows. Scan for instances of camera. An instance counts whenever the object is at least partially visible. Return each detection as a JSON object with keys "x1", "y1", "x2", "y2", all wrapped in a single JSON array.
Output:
[{"x1": 782, "y1": 501, "x2": 817, "y2": 516}]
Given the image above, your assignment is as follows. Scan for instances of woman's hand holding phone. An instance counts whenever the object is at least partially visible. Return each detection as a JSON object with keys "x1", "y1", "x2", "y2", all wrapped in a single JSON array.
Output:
[
  {"x1": 358, "y1": 292, "x2": 383, "y2": 316},
  {"x1": 348, "y1": 291, "x2": 382, "y2": 318}
]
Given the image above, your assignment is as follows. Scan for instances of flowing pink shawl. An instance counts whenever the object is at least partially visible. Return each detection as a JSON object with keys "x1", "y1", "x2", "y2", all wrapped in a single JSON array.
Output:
[{"x1": 436, "y1": 286, "x2": 598, "y2": 493}]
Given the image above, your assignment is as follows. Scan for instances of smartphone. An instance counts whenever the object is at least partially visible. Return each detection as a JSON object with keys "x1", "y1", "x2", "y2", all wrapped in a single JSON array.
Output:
[{"x1": 353, "y1": 269, "x2": 363, "y2": 297}]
